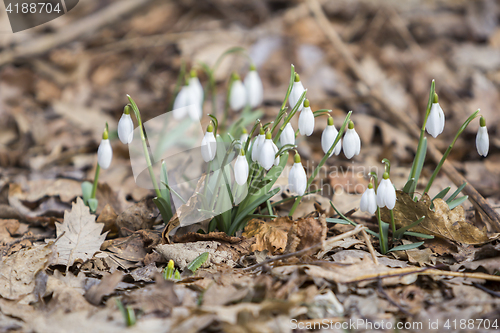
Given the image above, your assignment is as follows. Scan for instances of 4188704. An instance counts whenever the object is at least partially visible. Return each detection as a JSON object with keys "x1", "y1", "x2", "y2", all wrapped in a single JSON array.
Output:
[{"x1": 6, "y1": 2, "x2": 62, "y2": 14}]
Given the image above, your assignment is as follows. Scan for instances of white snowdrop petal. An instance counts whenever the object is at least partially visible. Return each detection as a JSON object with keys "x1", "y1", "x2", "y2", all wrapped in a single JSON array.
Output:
[
  {"x1": 244, "y1": 71, "x2": 263, "y2": 108},
  {"x1": 251, "y1": 134, "x2": 265, "y2": 161},
  {"x1": 189, "y1": 77, "x2": 204, "y2": 106},
  {"x1": 173, "y1": 86, "x2": 190, "y2": 119},
  {"x1": 289, "y1": 81, "x2": 305, "y2": 112},
  {"x1": 343, "y1": 128, "x2": 360, "y2": 159},
  {"x1": 360, "y1": 189, "x2": 370, "y2": 212},
  {"x1": 376, "y1": 181, "x2": 387, "y2": 208},
  {"x1": 299, "y1": 106, "x2": 315, "y2": 136},
  {"x1": 234, "y1": 155, "x2": 249, "y2": 185},
  {"x1": 272, "y1": 141, "x2": 280, "y2": 166},
  {"x1": 385, "y1": 181, "x2": 397, "y2": 210},
  {"x1": 230, "y1": 80, "x2": 247, "y2": 111},
  {"x1": 289, "y1": 162, "x2": 307, "y2": 196},
  {"x1": 201, "y1": 132, "x2": 217, "y2": 162},
  {"x1": 426, "y1": 103, "x2": 445, "y2": 138},
  {"x1": 367, "y1": 191, "x2": 377, "y2": 214},
  {"x1": 117, "y1": 113, "x2": 134, "y2": 144},
  {"x1": 476, "y1": 126, "x2": 489, "y2": 157},
  {"x1": 259, "y1": 139, "x2": 275, "y2": 170},
  {"x1": 280, "y1": 123, "x2": 295, "y2": 146},
  {"x1": 240, "y1": 133, "x2": 249, "y2": 145},
  {"x1": 97, "y1": 139, "x2": 113, "y2": 169},
  {"x1": 321, "y1": 125, "x2": 341, "y2": 157}
]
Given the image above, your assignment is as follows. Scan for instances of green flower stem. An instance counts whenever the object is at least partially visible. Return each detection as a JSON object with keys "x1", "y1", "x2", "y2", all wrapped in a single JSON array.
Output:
[
  {"x1": 273, "y1": 89, "x2": 307, "y2": 145},
  {"x1": 209, "y1": 140, "x2": 238, "y2": 209},
  {"x1": 408, "y1": 80, "x2": 435, "y2": 191},
  {"x1": 377, "y1": 208, "x2": 387, "y2": 254},
  {"x1": 390, "y1": 209, "x2": 396, "y2": 238},
  {"x1": 90, "y1": 164, "x2": 100, "y2": 199},
  {"x1": 270, "y1": 64, "x2": 296, "y2": 133},
  {"x1": 424, "y1": 109, "x2": 480, "y2": 194},
  {"x1": 288, "y1": 111, "x2": 352, "y2": 216},
  {"x1": 127, "y1": 95, "x2": 162, "y2": 198}
]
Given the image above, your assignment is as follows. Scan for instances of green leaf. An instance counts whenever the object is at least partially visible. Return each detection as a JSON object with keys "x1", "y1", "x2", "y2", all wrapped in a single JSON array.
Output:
[
  {"x1": 81, "y1": 181, "x2": 93, "y2": 205},
  {"x1": 445, "y1": 182, "x2": 467, "y2": 204},
  {"x1": 161, "y1": 181, "x2": 187, "y2": 205},
  {"x1": 229, "y1": 187, "x2": 280, "y2": 235},
  {"x1": 187, "y1": 252, "x2": 209, "y2": 273},
  {"x1": 329, "y1": 202, "x2": 379, "y2": 237},
  {"x1": 394, "y1": 216, "x2": 425, "y2": 239},
  {"x1": 447, "y1": 195, "x2": 468, "y2": 210},
  {"x1": 159, "y1": 161, "x2": 172, "y2": 208},
  {"x1": 432, "y1": 187, "x2": 451, "y2": 201},
  {"x1": 153, "y1": 197, "x2": 173, "y2": 225},
  {"x1": 325, "y1": 218, "x2": 351, "y2": 225},
  {"x1": 388, "y1": 241, "x2": 425, "y2": 252},
  {"x1": 403, "y1": 231, "x2": 434, "y2": 239},
  {"x1": 87, "y1": 198, "x2": 98, "y2": 214},
  {"x1": 380, "y1": 221, "x2": 390, "y2": 254},
  {"x1": 402, "y1": 178, "x2": 415, "y2": 194},
  {"x1": 163, "y1": 259, "x2": 175, "y2": 280}
]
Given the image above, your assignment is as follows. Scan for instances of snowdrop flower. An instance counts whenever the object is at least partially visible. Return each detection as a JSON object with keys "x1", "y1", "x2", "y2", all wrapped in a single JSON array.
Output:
[
  {"x1": 189, "y1": 69, "x2": 204, "y2": 107},
  {"x1": 298, "y1": 99, "x2": 314, "y2": 136},
  {"x1": 476, "y1": 116, "x2": 489, "y2": 157},
  {"x1": 360, "y1": 182, "x2": 377, "y2": 214},
  {"x1": 240, "y1": 128, "x2": 249, "y2": 145},
  {"x1": 280, "y1": 122, "x2": 295, "y2": 146},
  {"x1": 173, "y1": 82, "x2": 201, "y2": 121},
  {"x1": 97, "y1": 126, "x2": 112, "y2": 169},
  {"x1": 117, "y1": 105, "x2": 134, "y2": 144},
  {"x1": 376, "y1": 172, "x2": 396, "y2": 210},
  {"x1": 425, "y1": 93, "x2": 445, "y2": 138},
  {"x1": 244, "y1": 65, "x2": 263, "y2": 108},
  {"x1": 230, "y1": 73, "x2": 246, "y2": 111},
  {"x1": 234, "y1": 149, "x2": 249, "y2": 185},
  {"x1": 321, "y1": 116, "x2": 341, "y2": 157},
  {"x1": 259, "y1": 131, "x2": 276, "y2": 171},
  {"x1": 251, "y1": 127, "x2": 266, "y2": 162},
  {"x1": 288, "y1": 153, "x2": 307, "y2": 195},
  {"x1": 201, "y1": 123, "x2": 217, "y2": 162},
  {"x1": 342, "y1": 120, "x2": 361, "y2": 159},
  {"x1": 289, "y1": 73, "x2": 305, "y2": 112}
]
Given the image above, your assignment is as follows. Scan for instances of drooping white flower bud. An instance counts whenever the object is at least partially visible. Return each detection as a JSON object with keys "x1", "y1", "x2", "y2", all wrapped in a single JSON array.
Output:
[
  {"x1": 476, "y1": 116, "x2": 489, "y2": 157},
  {"x1": 97, "y1": 126, "x2": 113, "y2": 169},
  {"x1": 251, "y1": 128, "x2": 266, "y2": 162},
  {"x1": 230, "y1": 73, "x2": 246, "y2": 111},
  {"x1": 288, "y1": 153, "x2": 307, "y2": 195},
  {"x1": 289, "y1": 73, "x2": 305, "y2": 112},
  {"x1": 321, "y1": 116, "x2": 341, "y2": 157},
  {"x1": 201, "y1": 123, "x2": 217, "y2": 162},
  {"x1": 244, "y1": 65, "x2": 263, "y2": 108},
  {"x1": 117, "y1": 105, "x2": 134, "y2": 144},
  {"x1": 376, "y1": 173, "x2": 396, "y2": 210},
  {"x1": 234, "y1": 149, "x2": 249, "y2": 185},
  {"x1": 173, "y1": 82, "x2": 201, "y2": 121},
  {"x1": 342, "y1": 120, "x2": 361, "y2": 159},
  {"x1": 280, "y1": 122, "x2": 295, "y2": 146},
  {"x1": 298, "y1": 99, "x2": 314, "y2": 136},
  {"x1": 425, "y1": 93, "x2": 445, "y2": 138},
  {"x1": 189, "y1": 69, "x2": 204, "y2": 107},
  {"x1": 360, "y1": 182, "x2": 377, "y2": 214},
  {"x1": 272, "y1": 140, "x2": 280, "y2": 166},
  {"x1": 258, "y1": 131, "x2": 276, "y2": 171}
]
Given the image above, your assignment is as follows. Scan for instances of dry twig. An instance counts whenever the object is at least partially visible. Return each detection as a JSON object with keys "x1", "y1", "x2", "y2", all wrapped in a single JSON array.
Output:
[{"x1": 361, "y1": 229, "x2": 378, "y2": 265}]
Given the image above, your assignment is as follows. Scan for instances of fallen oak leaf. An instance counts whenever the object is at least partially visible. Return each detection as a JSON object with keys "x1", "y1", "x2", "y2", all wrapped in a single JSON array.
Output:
[
  {"x1": 49, "y1": 197, "x2": 108, "y2": 267},
  {"x1": 243, "y1": 217, "x2": 294, "y2": 254},
  {"x1": 382, "y1": 191, "x2": 500, "y2": 245}
]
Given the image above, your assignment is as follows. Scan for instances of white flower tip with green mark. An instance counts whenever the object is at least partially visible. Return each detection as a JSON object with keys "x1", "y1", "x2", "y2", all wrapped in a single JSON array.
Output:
[
  {"x1": 234, "y1": 154, "x2": 249, "y2": 185},
  {"x1": 360, "y1": 185, "x2": 377, "y2": 214},
  {"x1": 173, "y1": 84, "x2": 201, "y2": 121},
  {"x1": 118, "y1": 113, "x2": 134, "y2": 144},
  {"x1": 189, "y1": 76, "x2": 204, "y2": 106},
  {"x1": 201, "y1": 127, "x2": 216, "y2": 162},
  {"x1": 476, "y1": 120, "x2": 489, "y2": 157},
  {"x1": 97, "y1": 139, "x2": 113, "y2": 169},
  {"x1": 342, "y1": 124, "x2": 360, "y2": 159},
  {"x1": 288, "y1": 156, "x2": 307, "y2": 196},
  {"x1": 321, "y1": 121, "x2": 341, "y2": 157},
  {"x1": 251, "y1": 133, "x2": 266, "y2": 162},
  {"x1": 280, "y1": 122, "x2": 295, "y2": 146},
  {"x1": 298, "y1": 104, "x2": 314, "y2": 136},
  {"x1": 230, "y1": 79, "x2": 246, "y2": 111},
  {"x1": 376, "y1": 177, "x2": 396, "y2": 210},
  {"x1": 426, "y1": 103, "x2": 445, "y2": 138},
  {"x1": 244, "y1": 70, "x2": 263, "y2": 108}
]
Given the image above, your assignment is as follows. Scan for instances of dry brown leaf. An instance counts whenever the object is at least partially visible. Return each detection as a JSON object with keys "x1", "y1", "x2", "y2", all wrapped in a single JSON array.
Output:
[
  {"x1": 156, "y1": 241, "x2": 235, "y2": 270},
  {"x1": 0, "y1": 243, "x2": 53, "y2": 302},
  {"x1": 50, "y1": 198, "x2": 107, "y2": 267},
  {"x1": 285, "y1": 215, "x2": 327, "y2": 253},
  {"x1": 242, "y1": 217, "x2": 294, "y2": 254},
  {"x1": 382, "y1": 191, "x2": 500, "y2": 245},
  {"x1": 0, "y1": 219, "x2": 19, "y2": 244},
  {"x1": 116, "y1": 198, "x2": 158, "y2": 237},
  {"x1": 85, "y1": 271, "x2": 123, "y2": 306}
]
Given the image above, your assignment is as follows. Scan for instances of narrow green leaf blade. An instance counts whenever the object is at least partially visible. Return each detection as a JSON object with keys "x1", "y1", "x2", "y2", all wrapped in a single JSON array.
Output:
[{"x1": 388, "y1": 241, "x2": 425, "y2": 252}]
